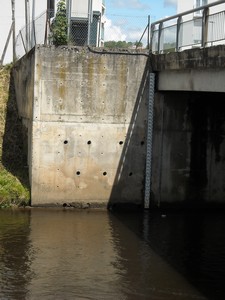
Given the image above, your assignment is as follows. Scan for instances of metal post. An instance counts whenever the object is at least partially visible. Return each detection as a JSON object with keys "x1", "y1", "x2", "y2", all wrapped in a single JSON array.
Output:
[
  {"x1": 150, "y1": 24, "x2": 155, "y2": 52},
  {"x1": 201, "y1": 7, "x2": 209, "y2": 48},
  {"x1": 67, "y1": 0, "x2": 72, "y2": 42},
  {"x1": 176, "y1": 16, "x2": 182, "y2": 51},
  {"x1": 25, "y1": 0, "x2": 30, "y2": 51},
  {"x1": 33, "y1": 20, "x2": 36, "y2": 45},
  {"x1": 144, "y1": 73, "x2": 155, "y2": 209},
  {"x1": 158, "y1": 22, "x2": 163, "y2": 53},
  {"x1": 147, "y1": 15, "x2": 150, "y2": 50},
  {"x1": 20, "y1": 30, "x2": 27, "y2": 54},
  {"x1": 11, "y1": 0, "x2": 16, "y2": 62},
  {"x1": 87, "y1": 0, "x2": 93, "y2": 46},
  {"x1": 31, "y1": 0, "x2": 35, "y2": 48}
]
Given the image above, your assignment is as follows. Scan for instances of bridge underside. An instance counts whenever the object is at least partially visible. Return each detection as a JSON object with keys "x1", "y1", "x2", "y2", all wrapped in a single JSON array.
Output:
[
  {"x1": 151, "y1": 90, "x2": 225, "y2": 209},
  {"x1": 157, "y1": 69, "x2": 225, "y2": 93}
]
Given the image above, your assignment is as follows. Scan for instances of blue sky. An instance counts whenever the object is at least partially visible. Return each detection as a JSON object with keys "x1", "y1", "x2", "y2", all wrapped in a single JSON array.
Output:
[
  {"x1": 0, "y1": 0, "x2": 177, "y2": 63},
  {"x1": 106, "y1": 0, "x2": 177, "y2": 21},
  {"x1": 104, "y1": 0, "x2": 177, "y2": 43}
]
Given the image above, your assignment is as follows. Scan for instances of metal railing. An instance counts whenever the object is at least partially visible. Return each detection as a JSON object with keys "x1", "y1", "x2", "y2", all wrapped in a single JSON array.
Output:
[
  {"x1": 15, "y1": 10, "x2": 151, "y2": 61},
  {"x1": 151, "y1": 0, "x2": 225, "y2": 54},
  {"x1": 15, "y1": 10, "x2": 50, "y2": 60}
]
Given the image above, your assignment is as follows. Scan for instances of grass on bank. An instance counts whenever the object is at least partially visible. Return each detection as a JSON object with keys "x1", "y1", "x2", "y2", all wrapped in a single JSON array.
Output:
[{"x1": 0, "y1": 65, "x2": 30, "y2": 208}]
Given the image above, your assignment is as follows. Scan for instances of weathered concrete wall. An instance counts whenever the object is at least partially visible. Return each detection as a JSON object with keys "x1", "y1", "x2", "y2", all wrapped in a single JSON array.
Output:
[
  {"x1": 151, "y1": 45, "x2": 225, "y2": 92},
  {"x1": 151, "y1": 91, "x2": 225, "y2": 209},
  {"x1": 157, "y1": 69, "x2": 225, "y2": 92},
  {"x1": 151, "y1": 45, "x2": 225, "y2": 71},
  {"x1": 14, "y1": 46, "x2": 149, "y2": 207}
]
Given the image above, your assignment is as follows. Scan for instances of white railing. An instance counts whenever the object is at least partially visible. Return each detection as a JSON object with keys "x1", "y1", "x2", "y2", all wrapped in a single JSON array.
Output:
[{"x1": 151, "y1": 0, "x2": 225, "y2": 54}]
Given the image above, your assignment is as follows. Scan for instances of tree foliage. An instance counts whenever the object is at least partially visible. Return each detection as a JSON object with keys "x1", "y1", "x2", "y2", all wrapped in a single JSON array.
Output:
[
  {"x1": 51, "y1": 0, "x2": 68, "y2": 46},
  {"x1": 104, "y1": 40, "x2": 143, "y2": 49},
  {"x1": 104, "y1": 41, "x2": 134, "y2": 49}
]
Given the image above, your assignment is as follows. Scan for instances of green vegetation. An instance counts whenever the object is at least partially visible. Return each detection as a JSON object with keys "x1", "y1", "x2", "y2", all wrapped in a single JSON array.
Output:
[
  {"x1": 0, "y1": 65, "x2": 30, "y2": 208},
  {"x1": 104, "y1": 40, "x2": 143, "y2": 49},
  {"x1": 51, "y1": 0, "x2": 68, "y2": 46}
]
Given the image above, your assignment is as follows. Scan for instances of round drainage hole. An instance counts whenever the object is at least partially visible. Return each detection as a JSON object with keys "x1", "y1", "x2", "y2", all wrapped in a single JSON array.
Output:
[
  {"x1": 87, "y1": 140, "x2": 92, "y2": 145},
  {"x1": 103, "y1": 172, "x2": 107, "y2": 176}
]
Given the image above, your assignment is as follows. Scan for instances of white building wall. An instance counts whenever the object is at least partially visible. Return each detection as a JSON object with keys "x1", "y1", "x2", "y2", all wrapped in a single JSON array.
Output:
[
  {"x1": 70, "y1": 0, "x2": 103, "y2": 18},
  {"x1": 177, "y1": 0, "x2": 225, "y2": 15},
  {"x1": 92, "y1": 0, "x2": 103, "y2": 12},
  {"x1": 71, "y1": 0, "x2": 88, "y2": 18}
]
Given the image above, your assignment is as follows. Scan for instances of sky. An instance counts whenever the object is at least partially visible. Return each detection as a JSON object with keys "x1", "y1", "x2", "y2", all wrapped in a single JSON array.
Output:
[
  {"x1": 0, "y1": 0, "x2": 177, "y2": 64},
  {"x1": 106, "y1": 0, "x2": 177, "y2": 21},
  {"x1": 104, "y1": 0, "x2": 177, "y2": 42}
]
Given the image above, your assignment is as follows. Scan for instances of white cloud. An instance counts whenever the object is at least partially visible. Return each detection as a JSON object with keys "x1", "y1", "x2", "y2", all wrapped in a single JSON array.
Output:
[
  {"x1": 104, "y1": 17, "x2": 127, "y2": 41},
  {"x1": 164, "y1": 0, "x2": 177, "y2": 8},
  {"x1": 126, "y1": 28, "x2": 147, "y2": 42}
]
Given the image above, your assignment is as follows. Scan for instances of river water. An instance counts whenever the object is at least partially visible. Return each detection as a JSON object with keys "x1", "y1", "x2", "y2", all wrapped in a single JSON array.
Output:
[{"x1": 0, "y1": 209, "x2": 225, "y2": 300}]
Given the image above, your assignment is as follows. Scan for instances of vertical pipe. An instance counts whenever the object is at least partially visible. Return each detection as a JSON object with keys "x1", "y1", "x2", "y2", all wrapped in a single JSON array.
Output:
[{"x1": 144, "y1": 73, "x2": 155, "y2": 209}]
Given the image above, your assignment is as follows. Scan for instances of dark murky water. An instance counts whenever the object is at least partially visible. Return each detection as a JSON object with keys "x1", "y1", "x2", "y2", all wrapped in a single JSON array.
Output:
[{"x1": 0, "y1": 209, "x2": 225, "y2": 300}]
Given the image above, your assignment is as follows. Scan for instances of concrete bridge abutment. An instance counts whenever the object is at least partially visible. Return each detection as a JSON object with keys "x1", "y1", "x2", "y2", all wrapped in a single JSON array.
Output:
[
  {"x1": 12, "y1": 44, "x2": 225, "y2": 209},
  {"x1": 13, "y1": 46, "x2": 149, "y2": 208}
]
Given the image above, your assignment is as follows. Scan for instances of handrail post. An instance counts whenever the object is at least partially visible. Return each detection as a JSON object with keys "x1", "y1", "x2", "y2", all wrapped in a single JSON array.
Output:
[
  {"x1": 158, "y1": 22, "x2": 163, "y2": 53},
  {"x1": 147, "y1": 15, "x2": 151, "y2": 50},
  {"x1": 176, "y1": 16, "x2": 182, "y2": 51},
  {"x1": 150, "y1": 24, "x2": 155, "y2": 52},
  {"x1": 201, "y1": 7, "x2": 209, "y2": 48}
]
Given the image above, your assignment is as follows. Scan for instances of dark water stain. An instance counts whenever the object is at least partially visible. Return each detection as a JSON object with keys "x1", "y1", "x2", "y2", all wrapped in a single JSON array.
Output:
[
  {"x1": 186, "y1": 92, "x2": 225, "y2": 203},
  {"x1": 188, "y1": 95, "x2": 208, "y2": 201}
]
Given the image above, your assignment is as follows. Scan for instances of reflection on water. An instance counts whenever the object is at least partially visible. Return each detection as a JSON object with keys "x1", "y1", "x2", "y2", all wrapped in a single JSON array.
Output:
[{"x1": 0, "y1": 209, "x2": 224, "y2": 299}]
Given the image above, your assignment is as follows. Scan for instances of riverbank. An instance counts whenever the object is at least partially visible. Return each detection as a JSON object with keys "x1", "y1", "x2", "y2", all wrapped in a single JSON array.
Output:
[{"x1": 0, "y1": 65, "x2": 30, "y2": 208}]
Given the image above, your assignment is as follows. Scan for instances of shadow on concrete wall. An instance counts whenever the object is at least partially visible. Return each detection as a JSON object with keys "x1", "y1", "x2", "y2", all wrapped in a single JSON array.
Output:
[
  {"x1": 187, "y1": 92, "x2": 225, "y2": 205},
  {"x1": 2, "y1": 71, "x2": 30, "y2": 196},
  {"x1": 108, "y1": 58, "x2": 149, "y2": 210}
]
